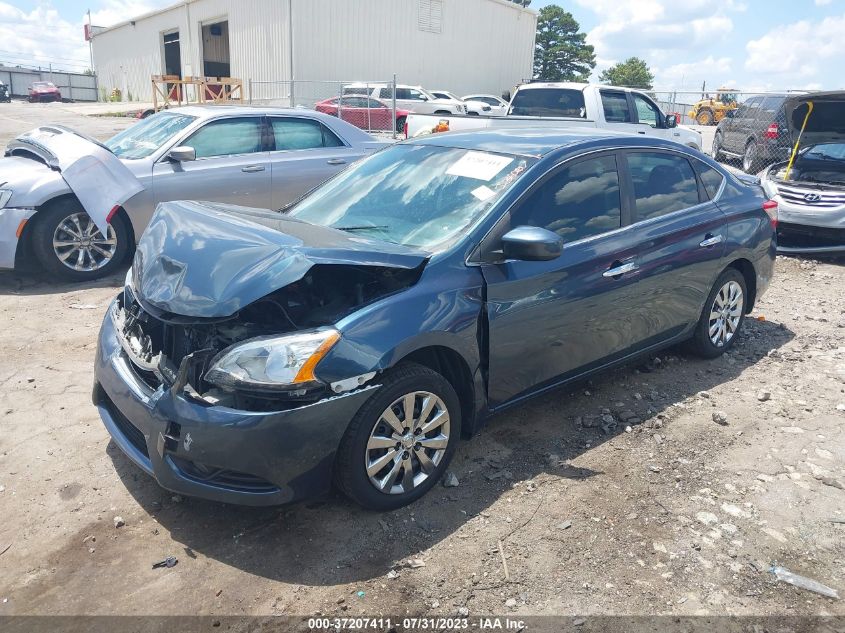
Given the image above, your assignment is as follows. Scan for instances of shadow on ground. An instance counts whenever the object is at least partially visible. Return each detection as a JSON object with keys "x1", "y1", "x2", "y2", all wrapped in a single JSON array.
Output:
[
  {"x1": 0, "y1": 267, "x2": 127, "y2": 296},
  {"x1": 105, "y1": 317, "x2": 795, "y2": 587}
]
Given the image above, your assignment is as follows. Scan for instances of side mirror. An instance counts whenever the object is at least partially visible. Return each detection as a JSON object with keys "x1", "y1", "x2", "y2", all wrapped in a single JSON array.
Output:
[
  {"x1": 665, "y1": 114, "x2": 678, "y2": 128},
  {"x1": 501, "y1": 226, "x2": 563, "y2": 262},
  {"x1": 167, "y1": 146, "x2": 196, "y2": 162},
  {"x1": 501, "y1": 91, "x2": 511, "y2": 102},
  {"x1": 419, "y1": 95, "x2": 429, "y2": 101}
]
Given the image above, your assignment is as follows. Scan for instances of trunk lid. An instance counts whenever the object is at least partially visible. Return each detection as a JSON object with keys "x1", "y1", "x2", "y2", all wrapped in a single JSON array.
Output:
[
  {"x1": 784, "y1": 91, "x2": 845, "y2": 147},
  {"x1": 133, "y1": 200, "x2": 430, "y2": 318},
  {"x1": 6, "y1": 125, "x2": 143, "y2": 232}
]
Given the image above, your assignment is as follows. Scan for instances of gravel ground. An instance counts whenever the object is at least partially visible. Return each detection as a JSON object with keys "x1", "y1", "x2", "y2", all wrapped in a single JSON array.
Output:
[{"x1": 0, "y1": 103, "x2": 843, "y2": 620}]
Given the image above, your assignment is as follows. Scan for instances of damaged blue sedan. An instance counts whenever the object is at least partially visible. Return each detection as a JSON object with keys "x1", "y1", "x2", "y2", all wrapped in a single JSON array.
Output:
[{"x1": 94, "y1": 129, "x2": 776, "y2": 509}]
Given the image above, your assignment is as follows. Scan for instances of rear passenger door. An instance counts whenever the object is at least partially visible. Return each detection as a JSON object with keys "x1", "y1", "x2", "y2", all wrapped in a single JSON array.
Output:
[
  {"x1": 267, "y1": 116, "x2": 361, "y2": 208},
  {"x1": 724, "y1": 97, "x2": 761, "y2": 152},
  {"x1": 617, "y1": 150, "x2": 728, "y2": 342}
]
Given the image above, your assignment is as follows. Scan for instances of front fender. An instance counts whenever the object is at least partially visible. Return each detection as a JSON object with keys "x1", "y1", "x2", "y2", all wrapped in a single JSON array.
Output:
[{"x1": 317, "y1": 262, "x2": 485, "y2": 385}]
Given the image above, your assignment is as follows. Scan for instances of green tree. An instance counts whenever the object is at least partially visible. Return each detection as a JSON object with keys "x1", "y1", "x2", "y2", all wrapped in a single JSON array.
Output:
[
  {"x1": 509, "y1": 0, "x2": 531, "y2": 6},
  {"x1": 598, "y1": 57, "x2": 655, "y2": 89},
  {"x1": 533, "y1": 6, "x2": 595, "y2": 82}
]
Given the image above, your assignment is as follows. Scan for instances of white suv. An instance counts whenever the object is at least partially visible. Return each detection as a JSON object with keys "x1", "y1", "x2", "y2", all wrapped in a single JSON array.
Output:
[{"x1": 343, "y1": 83, "x2": 466, "y2": 115}]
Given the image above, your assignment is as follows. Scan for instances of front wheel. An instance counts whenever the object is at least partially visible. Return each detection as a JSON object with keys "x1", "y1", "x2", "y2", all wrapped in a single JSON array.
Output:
[
  {"x1": 696, "y1": 109, "x2": 714, "y2": 125},
  {"x1": 688, "y1": 268, "x2": 747, "y2": 358},
  {"x1": 395, "y1": 116, "x2": 406, "y2": 133},
  {"x1": 30, "y1": 200, "x2": 131, "y2": 282},
  {"x1": 334, "y1": 363, "x2": 461, "y2": 510}
]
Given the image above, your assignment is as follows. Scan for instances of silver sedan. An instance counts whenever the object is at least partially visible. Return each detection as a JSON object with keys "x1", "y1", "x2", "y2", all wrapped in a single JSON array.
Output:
[{"x1": 0, "y1": 106, "x2": 387, "y2": 281}]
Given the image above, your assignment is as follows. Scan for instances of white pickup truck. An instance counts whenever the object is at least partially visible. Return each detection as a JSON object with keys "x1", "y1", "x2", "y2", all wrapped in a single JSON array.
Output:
[{"x1": 405, "y1": 82, "x2": 703, "y2": 151}]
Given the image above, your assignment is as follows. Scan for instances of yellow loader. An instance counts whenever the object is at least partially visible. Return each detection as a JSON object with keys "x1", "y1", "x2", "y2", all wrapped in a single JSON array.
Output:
[{"x1": 688, "y1": 88, "x2": 739, "y2": 126}]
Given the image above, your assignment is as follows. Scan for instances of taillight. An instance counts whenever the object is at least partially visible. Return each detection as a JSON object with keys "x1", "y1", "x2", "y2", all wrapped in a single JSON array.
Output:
[
  {"x1": 765, "y1": 123, "x2": 779, "y2": 139},
  {"x1": 762, "y1": 199, "x2": 778, "y2": 228}
]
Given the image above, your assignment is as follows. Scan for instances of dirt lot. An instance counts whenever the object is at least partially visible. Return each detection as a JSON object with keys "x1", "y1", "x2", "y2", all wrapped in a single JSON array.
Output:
[{"x1": 0, "y1": 103, "x2": 843, "y2": 621}]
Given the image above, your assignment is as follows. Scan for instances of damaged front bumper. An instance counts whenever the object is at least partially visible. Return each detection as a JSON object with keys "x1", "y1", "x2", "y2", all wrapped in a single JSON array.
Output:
[{"x1": 94, "y1": 299, "x2": 376, "y2": 506}]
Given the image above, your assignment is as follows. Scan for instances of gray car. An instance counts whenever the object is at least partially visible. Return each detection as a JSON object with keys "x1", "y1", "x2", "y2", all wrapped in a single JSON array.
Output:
[{"x1": 0, "y1": 106, "x2": 385, "y2": 281}]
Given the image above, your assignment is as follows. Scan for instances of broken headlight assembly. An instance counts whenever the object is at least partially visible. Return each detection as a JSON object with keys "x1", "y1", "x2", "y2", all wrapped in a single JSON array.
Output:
[{"x1": 204, "y1": 328, "x2": 341, "y2": 394}]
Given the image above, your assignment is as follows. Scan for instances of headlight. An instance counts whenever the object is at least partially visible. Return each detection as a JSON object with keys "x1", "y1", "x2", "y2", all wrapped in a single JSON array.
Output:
[
  {"x1": 0, "y1": 189, "x2": 12, "y2": 208},
  {"x1": 205, "y1": 329, "x2": 340, "y2": 393}
]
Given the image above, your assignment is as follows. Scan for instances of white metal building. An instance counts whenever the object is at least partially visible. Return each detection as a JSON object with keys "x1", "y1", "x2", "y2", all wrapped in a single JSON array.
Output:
[{"x1": 91, "y1": 0, "x2": 537, "y2": 102}]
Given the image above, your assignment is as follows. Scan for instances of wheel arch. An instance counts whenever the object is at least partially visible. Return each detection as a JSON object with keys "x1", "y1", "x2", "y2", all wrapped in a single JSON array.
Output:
[
  {"x1": 15, "y1": 194, "x2": 137, "y2": 269},
  {"x1": 726, "y1": 258, "x2": 757, "y2": 313},
  {"x1": 394, "y1": 345, "x2": 477, "y2": 439}
]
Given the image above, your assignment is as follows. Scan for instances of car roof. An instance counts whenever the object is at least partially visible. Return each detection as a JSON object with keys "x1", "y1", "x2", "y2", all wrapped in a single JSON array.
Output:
[
  {"x1": 162, "y1": 105, "x2": 339, "y2": 118},
  {"x1": 406, "y1": 127, "x2": 658, "y2": 157}
]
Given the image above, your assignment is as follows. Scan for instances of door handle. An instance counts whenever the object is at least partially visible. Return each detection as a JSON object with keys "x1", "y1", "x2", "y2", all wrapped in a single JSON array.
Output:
[
  {"x1": 327, "y1": 158, "x2": 347, "y2": 165},
  {"x1": 699, "y1": 234, "x2": 724, "y2": 248},
  {"x1": 603, "y1": 261, "x2": 639, "y2": 278},
  {"x1": 241, "y1": 165, "x2": 265, "y2": 173}
]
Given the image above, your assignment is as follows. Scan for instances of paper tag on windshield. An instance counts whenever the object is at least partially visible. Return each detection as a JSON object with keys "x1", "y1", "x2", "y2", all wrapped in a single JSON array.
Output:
[
  {"x1": 447, "y1": 151, "x2": 513, "y2": 181},
  {"x1": 471, "y1": 185, "x2": 496, "y2": 201}
]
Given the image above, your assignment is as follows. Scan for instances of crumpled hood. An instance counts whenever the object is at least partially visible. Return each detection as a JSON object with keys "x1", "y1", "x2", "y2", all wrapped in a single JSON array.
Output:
[
  {"x1": 133, "y1": 200, "x2": 430, "y2": 318},
  {"x1": 784, "y1": 91, "x2": 845, "y2": 147},
  {"x1": 6, "y1": 125, "x2": 142, "y2": 232}
]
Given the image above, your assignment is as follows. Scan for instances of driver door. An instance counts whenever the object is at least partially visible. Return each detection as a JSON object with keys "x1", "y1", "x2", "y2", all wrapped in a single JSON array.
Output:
[
  {"x1": 151, "y1": 115, "x2": 272, "y2": 210},
  {"x1": 480, "y1": 153, "x2": 645, "y2": 406}
]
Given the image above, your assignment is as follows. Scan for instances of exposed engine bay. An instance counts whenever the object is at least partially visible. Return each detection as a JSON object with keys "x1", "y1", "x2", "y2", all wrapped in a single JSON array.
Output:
[
  {"x1": 770, "y1": 144, "x2": 845, "y2": 187},
  {"x1": 113, "y1": 263, "x2": 422, "y2": 410}
]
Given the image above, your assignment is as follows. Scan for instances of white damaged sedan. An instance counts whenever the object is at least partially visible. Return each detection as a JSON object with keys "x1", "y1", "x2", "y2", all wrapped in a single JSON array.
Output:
[{"x1": 0, "y1": 106, "x2": 385, "y2": 281}]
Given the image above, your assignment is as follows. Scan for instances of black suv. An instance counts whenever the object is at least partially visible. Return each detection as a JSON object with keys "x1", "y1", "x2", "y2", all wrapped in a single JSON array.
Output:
[{"x1": 712, "y1": 94, "x2": 793, "y2": 173}]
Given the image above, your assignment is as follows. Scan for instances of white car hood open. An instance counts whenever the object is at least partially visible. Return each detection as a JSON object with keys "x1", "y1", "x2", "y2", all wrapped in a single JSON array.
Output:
[
  {"x1": 7, "y1": 126, "x2": 143, "y2": 233},
  {"x1": 784, "y1": 91, "x2": 845, "y2": 147}
]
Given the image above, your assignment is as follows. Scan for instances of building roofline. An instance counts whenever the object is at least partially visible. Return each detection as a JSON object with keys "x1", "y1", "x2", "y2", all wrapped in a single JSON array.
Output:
[{"x1": 91, "y1": 0, "x2": 537, "y2": 37}]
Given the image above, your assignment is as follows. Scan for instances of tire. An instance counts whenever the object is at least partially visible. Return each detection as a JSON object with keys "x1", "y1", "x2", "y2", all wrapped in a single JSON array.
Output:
[
  {"x1": 742, "y1": 140, "x2": 761, "y2": 174},
  {"x1": 433, "y1": 110, "x2": 451, "y2": 115},
  {"x1": 334, "y1": 362, "x2": 461, "y2": 511},
  {"x1": 30, "y1": 199, "x2": 131, "y2": 282},
  {"x1": 687, "y1": 268, "x2": 747, "y2": 359},
  {"x1": 712, "y1": 131, "x2": 725, "y2": 161},
  {"x1": 395, "y1": 116, "x2": 406, "y2": 133},
  {"x1": 696, "y1": 109, "x2": 714, "y2": 126}
]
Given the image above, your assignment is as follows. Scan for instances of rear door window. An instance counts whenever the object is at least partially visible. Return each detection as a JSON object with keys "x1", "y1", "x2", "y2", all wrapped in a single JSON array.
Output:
[
  {"x1": 627, "y1": 152, "x2": 701, "y2": 221},
  {"x1": 270, "y1": 118, "x2": 344, "y2": 151},
  {"x1": 510, "y1": 155, "x2": 622, "y2": 242},
  {"x1": 509, "y1": 88, "x2": 586, "y2": 118},
  {"x1": 600, "y1": 91, "x2": 631, "y2": 123},
  {"x1": 692, "y1": 161, "x2": 725, "y2": 200}
]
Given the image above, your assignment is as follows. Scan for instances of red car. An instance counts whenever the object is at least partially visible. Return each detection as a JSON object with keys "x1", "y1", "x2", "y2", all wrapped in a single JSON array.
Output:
[
  {"x1": 315, "y1": 96, "x2": 409, "y2": 132},
  {"x1": 28, "y1": 82, "x2": 61, "y2": 103}
]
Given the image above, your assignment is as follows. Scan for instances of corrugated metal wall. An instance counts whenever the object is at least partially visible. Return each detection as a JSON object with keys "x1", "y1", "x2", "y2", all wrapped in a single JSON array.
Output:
[
  {"x1": 91, "y1": 0, "x2": 534, "y2": 102},
  {"x1": 0, "y1": 67, "x2": 98, "y2": 101}
]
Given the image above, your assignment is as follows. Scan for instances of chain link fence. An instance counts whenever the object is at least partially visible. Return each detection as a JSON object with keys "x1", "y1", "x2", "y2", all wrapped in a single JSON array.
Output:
[
  {"x1": 249, "y1": 77, "x2": 402, "y2": 137},
  {"x1": 653, "y1": 90, "x2": 802, "y2": 173}
]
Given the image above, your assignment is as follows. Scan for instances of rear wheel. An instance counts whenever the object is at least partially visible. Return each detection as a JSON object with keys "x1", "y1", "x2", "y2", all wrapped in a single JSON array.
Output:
[
  {"x1": 712, "y1": 131, "x2": 725, "y2": 161},
  {"x1": 688, "y1": 268, "x2": 747, "y2": 358},
  {"x1": 30, "y1": 199, "x2": 131, "y2": 282},
  {"x1": 334, "y1": 363, "x2": 461, "y2": 510},
  {"x1": 395, "y1": 116, "x2": 406, "y2": 133},
  {"x1": 742, "y1": 140, "x2": 761, "y2": 174}
]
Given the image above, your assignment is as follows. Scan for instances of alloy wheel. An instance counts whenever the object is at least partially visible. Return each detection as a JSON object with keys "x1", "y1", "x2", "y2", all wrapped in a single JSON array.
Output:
[
  {"x1": 743, "y1": 143, "x2": 757, "y2": 173},
  {"x1": 365, "y1": 391, "x2": 450, "y2": 495},
  {"x1": 708, "y1": 280, "x2": 743, "y2": 347},
  {"x1": 52, "y1": 212, "x2": 117, "y2": 272}
]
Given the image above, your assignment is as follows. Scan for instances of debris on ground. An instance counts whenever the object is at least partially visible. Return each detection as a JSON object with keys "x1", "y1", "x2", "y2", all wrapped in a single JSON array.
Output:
[
  {"x1": 443, "y1": 472, "x2": 459, "y2": 488},
  {"x1": 712, "y1": 411, "x2": 729, "y2": 425},
  {"x1": 151, "y1": 556, "x2": 178, "y2": 569},
  {"x1": 771, "y1": 566, "x2": 840, "y2": 599},
  {"x1": 113, "y1": 516, "x2": 125, "y2": 528}
]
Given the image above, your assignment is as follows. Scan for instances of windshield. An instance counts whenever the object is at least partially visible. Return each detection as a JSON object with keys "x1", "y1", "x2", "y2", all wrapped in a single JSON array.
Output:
[
  {"x1": 33, "y1": 82, "x2": 54, "y2": 88},
  {"x1": 288, "y1": 144, "x2": 535, "y2": 250},
  {"x1": 105, "y1": 111, "x2": 196, "y2": 159},
  {"x1": 510, "y1": 88, "x2": 586, "y2": 117},
  {"x1": 803, "y1": 143, "x2": 845, "y2": 161}
]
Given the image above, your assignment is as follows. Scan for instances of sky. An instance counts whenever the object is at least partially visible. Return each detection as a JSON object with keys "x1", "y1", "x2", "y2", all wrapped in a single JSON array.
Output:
[{"x1": 0, "y1": 0, "x2": 842, "y2": 95}]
